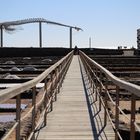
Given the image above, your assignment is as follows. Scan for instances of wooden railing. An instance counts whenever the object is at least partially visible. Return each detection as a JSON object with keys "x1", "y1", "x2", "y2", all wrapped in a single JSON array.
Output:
[
  {"x1": 79, "y1": 51, "x2": 140, "y2": 140},
  {"x1": 0, "y1": 51, "x2": 73, "y2": 140}
]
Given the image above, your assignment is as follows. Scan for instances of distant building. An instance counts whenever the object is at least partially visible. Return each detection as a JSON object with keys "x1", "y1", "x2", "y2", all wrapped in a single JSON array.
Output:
[
  {"x1": 137, "y1": 29, "x2": 140, "y2": 49},
  {"x1": 123, "y1": 49, "x2": 134, "y2": 56}
]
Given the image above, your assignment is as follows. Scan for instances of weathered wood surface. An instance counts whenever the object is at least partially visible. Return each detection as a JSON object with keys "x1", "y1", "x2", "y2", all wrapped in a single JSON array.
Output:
[{"x1": 37, "y1": 56, "x2": 115, "y2": 140}]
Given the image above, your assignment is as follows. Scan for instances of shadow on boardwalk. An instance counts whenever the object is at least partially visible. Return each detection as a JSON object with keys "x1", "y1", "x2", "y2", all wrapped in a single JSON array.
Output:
[{"x1": 79, "y1": 57, "x2": 114, "y2": 140}]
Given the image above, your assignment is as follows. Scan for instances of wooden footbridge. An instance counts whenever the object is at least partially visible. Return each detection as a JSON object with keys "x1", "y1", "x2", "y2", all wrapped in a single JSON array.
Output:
[
  {"x1": 37, "y1": 56, "x2": 114, "y2": 140},
  {"x1": 1, "y1": 50, "x2": 140, "y2": 140}
]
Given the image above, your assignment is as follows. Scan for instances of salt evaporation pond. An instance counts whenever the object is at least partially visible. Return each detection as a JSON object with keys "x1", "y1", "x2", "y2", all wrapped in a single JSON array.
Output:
[
  {"x1": 0, "y1": 115, "x2": 15, "y2": 122},
  {"x1": 0, "y1": 104, "x2": 27, "y2": 110}
]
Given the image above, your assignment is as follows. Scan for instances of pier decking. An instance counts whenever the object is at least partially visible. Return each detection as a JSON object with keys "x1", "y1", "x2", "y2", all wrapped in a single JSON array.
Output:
[{"x1": 37, "y1": 56, "x2": 115, "y2": 140}]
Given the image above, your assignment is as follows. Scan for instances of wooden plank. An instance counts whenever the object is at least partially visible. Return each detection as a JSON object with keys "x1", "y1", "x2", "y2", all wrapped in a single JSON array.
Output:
[{"x1": 36, "y1": 56, "x2": 115, "y2": 140}]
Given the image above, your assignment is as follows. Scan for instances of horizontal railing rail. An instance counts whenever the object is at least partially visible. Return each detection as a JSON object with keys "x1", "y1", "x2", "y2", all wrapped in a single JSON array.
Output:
[
  {"x1": 79, "y1": 50, "x2": 140, "y2": 140},
  {"x1": 1, "y1": 51, "x2": 73, "y2": 140}
]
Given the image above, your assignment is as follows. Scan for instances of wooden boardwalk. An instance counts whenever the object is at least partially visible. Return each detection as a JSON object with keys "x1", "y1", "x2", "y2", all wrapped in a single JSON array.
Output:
[{"x1": 36, "y1": 56, "x2": 115, "y2": 140}]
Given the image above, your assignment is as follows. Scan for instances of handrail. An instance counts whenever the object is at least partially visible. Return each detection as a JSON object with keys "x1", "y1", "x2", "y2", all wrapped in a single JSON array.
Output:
[
  {"x1": 1, "y1": 50, "x2": 73, "y2": 140},
  {"x1": 0, "y1": 51, "x2": 73, "y2": 104},
  {"x1": 79, "y1": 50, "x2": 140, "y2": 140},
  {"x1": 80, "y1": 51, "x2": 140, "y2": 97}
]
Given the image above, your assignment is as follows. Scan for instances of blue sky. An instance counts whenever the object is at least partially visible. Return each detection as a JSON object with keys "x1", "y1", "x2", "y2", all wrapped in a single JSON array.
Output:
[{"x1": 0, "y1": 0, "x2": 140, "y2": 48}]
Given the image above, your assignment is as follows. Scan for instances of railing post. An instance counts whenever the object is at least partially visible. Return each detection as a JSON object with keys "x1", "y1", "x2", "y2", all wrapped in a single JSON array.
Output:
[
  {"x1": 59, "y1": 64, "x2": 63, "y2": 88},
  {"x1": 95, "y1": 68, "x2": 98, "y2": 102},
  {"x1": 16, "y1": 94, "x2": 21, "y2": 140},
  {"x1": 32, "y1": 86, "x2": 36, "y2": 140},
  {"x1": 104, "y1": 78, "x2": 108, "y2": 127},
  {"x1": 91, "y1": 64, "x2": 95, "y2": 95},
  {"x1": 90, "y1": 70, "x2": 93, "y2": 90},
  {"x1": 54, "y1": 68, "x2": 58, "y2": 101},
  {"x1": 130, "y1": 93, "x2": 136, "y2": 140},
  {"x1": 58, "y1": 65, "x2": 61, "y2": 93},
  {"x1": 92, "y1": 74, "x2": 95, "y2": 95},
  {"x1": 99, "y1": 71, "x2": 102, "y2": 111},
  {"x1": 62, "y1": 61, "x2": 65, "y2": 84},
  {"x1": 44, "y1": 77, "x2": 48, "y2": 126},
  {"x1": 90, "y1": 70, "x2": 93, "y2": 88},
  {"x1": 62, "y1": 60, "x2": 66, "y2": 81},
  {"x1": 56, "y1": 67, "x2": 59, "y2": 94},
  {"x1": 115, "y1": 86, "x2": 120, "y2": 140},
  {"x1": 84, "y1": 60, "x2": 88, "y2": 74},
  {"x1": 50, "y1": 72, "x2": 53, "y2": 112},
  {"x1": 61, "y1": 63, "x2": 64, "y2": 86},
  {"x1": 88, "y1": 64, "x2": 91, "y2": 81}
]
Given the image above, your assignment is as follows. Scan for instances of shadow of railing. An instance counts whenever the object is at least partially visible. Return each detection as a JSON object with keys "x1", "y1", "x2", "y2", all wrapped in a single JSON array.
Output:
[{"x1": 79, "y1": 57, "x2": 109, "y2": 140}]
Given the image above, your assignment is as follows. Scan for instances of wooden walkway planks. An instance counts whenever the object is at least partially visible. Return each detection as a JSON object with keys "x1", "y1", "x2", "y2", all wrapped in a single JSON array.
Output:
[{"x1": 36, "y1": 56, "x2": 115, "y2": 140}]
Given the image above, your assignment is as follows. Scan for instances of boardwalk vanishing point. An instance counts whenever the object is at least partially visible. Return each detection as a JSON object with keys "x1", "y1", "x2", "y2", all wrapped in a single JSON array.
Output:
[{"x1": 37, "y1": 56, "x2": 115, "y2": 140}]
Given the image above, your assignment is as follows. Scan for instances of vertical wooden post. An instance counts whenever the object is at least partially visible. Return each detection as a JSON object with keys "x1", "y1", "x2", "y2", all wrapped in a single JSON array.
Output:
[
  {"x1": 90, "y1": 71, "x2": 93, "y2": 90},
  {"x1": 50, "y1": 72, "x2": 53, "y2": 112},
  {"x1": 95, "y1": 68, "x2": 98, "y2": 102},
  {"x1": 44, "y1": 78, "x2": 48, "y2": 126},
  {"x1": 104, "y1": 78, "x2": 108, "y2": 127},
  {"x1": 90, "y1": 70, "x2": 92, "y2": 88},
  {"x1": 92, "y1": 79, "x2": 95, "y2": 96},
  {"x1": 56, "y1": 67, "x2": 59, "y2": 94},
  {"x1": 58, "y1": 66, "x2": 61, "y2": 93},
  {"x1": 91, "y1": 64, "x2": 95, "y2": 95},
  {"x1": 99, "y1": 71, "x2": 102, "y2": 111},
  {"x1": 84, "y1": 59, "x2": 87, "y2": 74},
  {"x1": 32, "y1": 86, "x2": 36, "y2": 140},
  {"x1": 54, "y1": 69, "x2": 58, "y2": 101},
  {"x1": 115, "y1": 86, "x2": 119, "y2": 140},
  {"x1": 86, "y1": 64, "x2": 89, "y2": 80},
  {"x1": 60, "y1": 64, "x2": 63, "y2": 88},
  {"x1": 130, "y1": 94, "x2": 136, "y2": 140},
  {"x1": 16, "y1": 94, "x2": 21, "y2": 140},
  {"x1": 61, "y1": 61, "x2": 65, "y2": 83}
]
